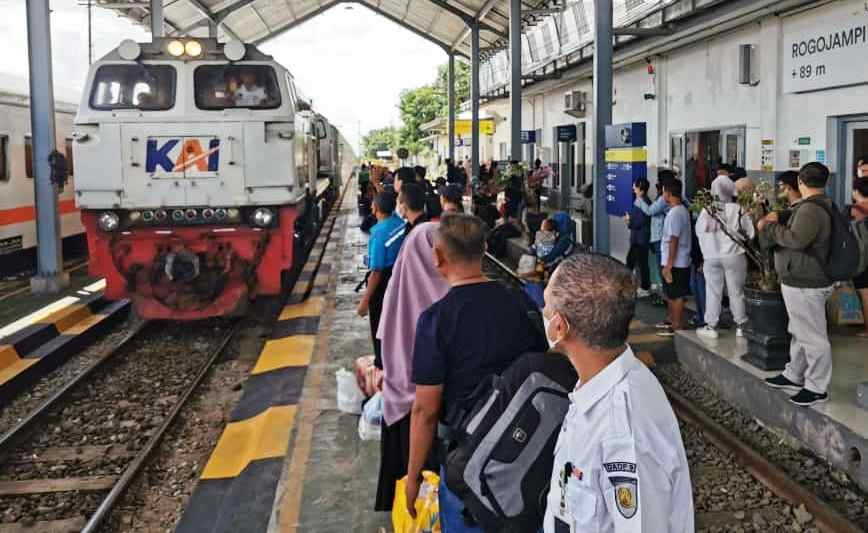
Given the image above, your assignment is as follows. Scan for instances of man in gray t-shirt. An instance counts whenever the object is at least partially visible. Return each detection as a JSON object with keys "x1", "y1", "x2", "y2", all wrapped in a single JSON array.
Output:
[{"x1": 658, "y1": 179, "x2": 692, "y2": 336}]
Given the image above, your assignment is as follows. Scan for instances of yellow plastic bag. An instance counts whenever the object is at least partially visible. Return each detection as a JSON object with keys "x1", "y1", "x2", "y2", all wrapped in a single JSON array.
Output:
[{"x1": 392, "y1": 471, "x2": 442, "y2": 533}]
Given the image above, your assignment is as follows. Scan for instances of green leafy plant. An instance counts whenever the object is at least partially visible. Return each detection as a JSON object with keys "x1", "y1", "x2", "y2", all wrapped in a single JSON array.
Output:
[{"x1": 690, "y1": 182, "x2": 782, "y2": 292}]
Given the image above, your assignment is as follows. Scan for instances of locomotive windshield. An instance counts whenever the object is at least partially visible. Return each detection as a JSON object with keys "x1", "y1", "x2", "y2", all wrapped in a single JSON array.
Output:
[
  {"x1": 194, "y1": 65, "x2": 281, "y2": 110},
  {"x1": 89, "y1": 64, "x2": 176, "y2": 111}
]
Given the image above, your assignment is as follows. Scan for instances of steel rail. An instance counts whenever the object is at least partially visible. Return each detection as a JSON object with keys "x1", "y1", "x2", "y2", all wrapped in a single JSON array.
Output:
[
  {"x1": 0, "y1": 320, "x2": 149, "y2": 456},
  {"x1": 665, "y1": 387, "x2": 862, "y2": 533},
  {"x1": 484, "y1": 253, "x2": 864, "y2": 533},
  {"x1": 82, "y1": 321, "x2": 240, "y2": 533}
]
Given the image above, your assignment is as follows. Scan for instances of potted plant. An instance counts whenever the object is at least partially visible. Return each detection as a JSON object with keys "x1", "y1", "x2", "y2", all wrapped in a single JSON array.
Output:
[{"x1": 690, "y1": 183, "x2": 791, "y2": 370}]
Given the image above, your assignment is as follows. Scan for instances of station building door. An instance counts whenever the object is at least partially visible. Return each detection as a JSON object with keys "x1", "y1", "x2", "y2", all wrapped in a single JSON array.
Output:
[
  {"x1": 843, "y1": 120, "x2": 868, "y2": 200},
  {"x1": 670, "y1": 127, "x2": 745, "y2": 199},
  {"x1": 550, "y1": 122, "x2": 588, "y2": 211}
]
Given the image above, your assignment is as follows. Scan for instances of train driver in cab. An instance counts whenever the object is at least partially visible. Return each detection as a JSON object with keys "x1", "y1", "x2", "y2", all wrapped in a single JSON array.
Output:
[{"x1": 234, "y1": 70, "x2": 268, "y2": 106}]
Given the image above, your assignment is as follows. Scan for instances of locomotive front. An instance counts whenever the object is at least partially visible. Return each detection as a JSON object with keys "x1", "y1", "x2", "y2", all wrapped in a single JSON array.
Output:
[{"x1": 73, "y1": 38, "x2": 315, "y2": 320}]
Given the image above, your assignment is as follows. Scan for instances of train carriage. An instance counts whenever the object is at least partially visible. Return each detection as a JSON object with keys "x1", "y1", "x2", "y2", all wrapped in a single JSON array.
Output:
[
  {"x1": 73, "y1": 38, "x2": 341, "y2": 320},
  {"x1": 0, "y1": 76, "x2": 84, "y2": 274}
]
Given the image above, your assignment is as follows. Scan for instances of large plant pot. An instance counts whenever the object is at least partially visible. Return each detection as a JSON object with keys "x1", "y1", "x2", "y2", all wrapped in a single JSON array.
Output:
[{"x1": 742, "y1": 287, "x2": 791, "y2": 370}]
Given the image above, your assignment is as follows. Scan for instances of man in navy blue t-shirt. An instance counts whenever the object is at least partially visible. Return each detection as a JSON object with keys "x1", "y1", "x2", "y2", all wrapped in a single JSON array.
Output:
[{"x1": 404, "y1": 213, "x2": 547, "y2": 530}]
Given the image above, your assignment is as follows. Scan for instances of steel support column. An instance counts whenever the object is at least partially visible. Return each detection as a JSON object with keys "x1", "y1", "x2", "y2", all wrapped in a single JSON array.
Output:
[
  {"x1": 470, "y1": 20, "x2": 481, "y2": 181},
  {"x1": 151, "y1": 0, "x2": 164, "y2": 38},
  {"x1": 593, "y1": 0, "x2": 613, "y2": 254},
  {"x1": 27, "y1": 0, "x2": 67, "y2": 293},
  {"x1": 509, "y1": 0, "x2": 521, "y2": 161},
  {"x1": 447, "y1": 54, "x2": 456, "y2": 163}
]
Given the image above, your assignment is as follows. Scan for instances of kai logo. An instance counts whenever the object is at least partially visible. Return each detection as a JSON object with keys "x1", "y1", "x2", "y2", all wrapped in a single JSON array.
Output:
[{"x1": 146, "y1": 138, "x2": 220, "y2": 173}]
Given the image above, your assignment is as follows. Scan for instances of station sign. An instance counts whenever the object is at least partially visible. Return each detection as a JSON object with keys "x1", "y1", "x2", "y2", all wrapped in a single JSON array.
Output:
[
  {"x1": 604, "y1": 148, "x2": 648, "y2": 216},
  {"x1": 782, "y1": 13, "x2": 868, "y2": 93},
  {"x1": 604, "y1": 123, "x2": 647, "y2": 148},
  {"x1": 556, "y1": 125, "x2": 577, "y2": 143},
  {"x1": 454, "y1": 119, "x2": 495, "y2": 136},
  {"x1": 520, "y1": 130, "x2": 536, "y2": 144}
]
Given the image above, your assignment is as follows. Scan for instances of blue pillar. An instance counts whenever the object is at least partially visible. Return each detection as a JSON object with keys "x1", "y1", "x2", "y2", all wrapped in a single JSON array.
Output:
[
  {"x1": 27, "y1": 0, "x2": 67, "y2": 294},
  {"x1": 448, "y1": 54, "x2": 456, "y2": 163},
  {"x1": 593, "y1": 0, "x2": 613, "y2": 254},
  {"x1": 471, "y1": 21, "x2": 480, "y2": 181},
  {"x1": 509, "y1": 0, "x2": 522, "y2": 160}
]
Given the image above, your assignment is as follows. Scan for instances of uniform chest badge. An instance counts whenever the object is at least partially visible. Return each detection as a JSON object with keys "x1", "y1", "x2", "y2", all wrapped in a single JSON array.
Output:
[{"x1": 610, "y1": 476, "x2": 638, "y2": 519}]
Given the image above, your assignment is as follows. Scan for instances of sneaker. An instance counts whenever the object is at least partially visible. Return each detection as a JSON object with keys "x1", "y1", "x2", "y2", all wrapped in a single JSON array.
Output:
[
  {"x1": 764, "y1": 374, "x2": 803, "y2": 391},
  {"x1": 637, "y1": 288, "x2": 651, "y2": 298},
  {"x1": 656, "y1": 328, "x2": 676, "y2": 337},
  {"x1": 735, "y1": 326, "x2": 745, "y2": 338},
  {"x1": 696, "y1": 325, "x2": 719, "y2": 339},
  {"x1": 789, "y1": 388, "x2": 829, "y2": 406},
  {"x1": 655, "y1": 320, "x2": 672, "y2": 329}
]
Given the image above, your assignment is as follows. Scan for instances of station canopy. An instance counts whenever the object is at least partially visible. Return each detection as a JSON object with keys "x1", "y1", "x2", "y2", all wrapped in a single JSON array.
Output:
[{"x1": 100, "y1": 0, "x2": 705, "y2": 96}]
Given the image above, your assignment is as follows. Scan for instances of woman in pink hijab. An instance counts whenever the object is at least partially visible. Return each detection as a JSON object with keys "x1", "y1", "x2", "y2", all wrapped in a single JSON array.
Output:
[{"x1": 374, "y1": 221, "x2": 450, "y2": 511}]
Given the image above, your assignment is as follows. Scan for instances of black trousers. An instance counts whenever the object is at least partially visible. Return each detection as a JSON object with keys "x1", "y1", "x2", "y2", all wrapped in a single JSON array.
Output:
[
  {"x1": 626, "y1": 243, "x2": 651, "y2": 291},
  {"x1": 368, "y1": 268, "x2": 392, "y2": 370}
]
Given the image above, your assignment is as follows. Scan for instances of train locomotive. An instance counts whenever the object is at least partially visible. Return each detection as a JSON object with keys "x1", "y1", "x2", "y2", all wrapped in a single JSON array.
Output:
[{"x1": 73, "y1": 38, "x2": 345, "y2": 320}]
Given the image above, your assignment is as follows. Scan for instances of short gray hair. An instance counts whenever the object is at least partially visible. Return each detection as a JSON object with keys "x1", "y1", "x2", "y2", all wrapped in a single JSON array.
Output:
[
  {"x1": 436, "y1": 213, "x2": 486, "y2": 263},
  {"x1": 547, "y1": 253, "x2": 636, "y2": 350}
]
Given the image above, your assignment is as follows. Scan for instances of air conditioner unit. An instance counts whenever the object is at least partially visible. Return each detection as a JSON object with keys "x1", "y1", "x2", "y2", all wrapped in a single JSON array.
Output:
[{"x1": 564, "y1": 91, "x2": 587, "y2": 118}]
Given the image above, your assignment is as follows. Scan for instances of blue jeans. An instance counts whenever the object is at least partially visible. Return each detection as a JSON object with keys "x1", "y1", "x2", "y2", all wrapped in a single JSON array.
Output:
[
  {"x1": 690, "y1": 266, "x2": 707, "y2": 327},
  {"x1": 439, "y1": 466, "x2": 483, "y2": 533}
]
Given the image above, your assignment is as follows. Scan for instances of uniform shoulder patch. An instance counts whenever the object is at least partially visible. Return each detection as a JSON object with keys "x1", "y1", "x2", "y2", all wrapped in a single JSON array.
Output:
[
  {"x1": 603, "y1": 461, "x2": 636, "y2": 474},
  {"x1": 610, "y1": 476, "x2": 638, "y2": 519}
]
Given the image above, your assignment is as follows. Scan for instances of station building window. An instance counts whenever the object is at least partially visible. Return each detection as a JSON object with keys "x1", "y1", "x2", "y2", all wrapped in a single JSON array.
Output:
[
  {"x1": 0, "y1": 135, "x2": 8, "y2": 182},
  {"x1": 195, "y1": 65, "x2": 281, "y2": 110},
  {"x1": 89, "y1": 64, "x2": 176, "y2": 111}
]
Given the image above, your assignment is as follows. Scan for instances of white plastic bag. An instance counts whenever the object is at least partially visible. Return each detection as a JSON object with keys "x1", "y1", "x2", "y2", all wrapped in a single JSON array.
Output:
[
  {"x1": 358, "y1": 392, "x2": 383, "y2": 441},
  {"x1": 336, "y1": 368, "x2": 365, "y2": 414},
  {"x1": 517, "y1": 253, "x2": 537, "y2": 276}
]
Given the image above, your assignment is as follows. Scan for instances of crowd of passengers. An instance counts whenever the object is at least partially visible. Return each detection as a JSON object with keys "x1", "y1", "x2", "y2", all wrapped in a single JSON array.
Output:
[{"x1": 349, "y1": 157, "x2": 868, "y2": 531}]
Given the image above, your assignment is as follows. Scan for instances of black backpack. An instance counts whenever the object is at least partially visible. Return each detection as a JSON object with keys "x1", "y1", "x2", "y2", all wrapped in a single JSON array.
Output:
[
  {"x1": 803, "y1": 198, "x2": 861, "y2": 282},
  {"x1": 445, "y1": 352, "x2": 578, "y2": 532}
]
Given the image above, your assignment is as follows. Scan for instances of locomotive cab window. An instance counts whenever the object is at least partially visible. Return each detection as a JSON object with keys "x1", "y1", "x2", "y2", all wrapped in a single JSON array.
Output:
[
  {"x1": 65, "y1": 138, "x2": 74, "y2": 176},
  {"x1": 89, "y1": 64, "x2": 176, "y2": 111},
  {"x1": 195, "y1": 65, "x2": 281, "y2": 110},
  {"x1": 25, "y1": 135, "x2": 33, "y2": 179}
]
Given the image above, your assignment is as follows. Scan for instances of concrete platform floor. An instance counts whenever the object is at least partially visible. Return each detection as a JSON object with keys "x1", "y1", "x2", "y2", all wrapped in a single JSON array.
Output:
[
  {"x1": 268, "y1": 194, "x2": 677, "y2": 532},
  {"x1": 675, "y1": 327, "x2": 868, "y2": 492},
  {"x1": 0, "y1": 267, "x2": 98, "y2": 334}
]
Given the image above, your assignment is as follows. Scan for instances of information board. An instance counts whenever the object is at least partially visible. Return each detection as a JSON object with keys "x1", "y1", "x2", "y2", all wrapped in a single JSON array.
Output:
[{"x1": 782, "y1": 13, "x2": 868, "y2": 93}]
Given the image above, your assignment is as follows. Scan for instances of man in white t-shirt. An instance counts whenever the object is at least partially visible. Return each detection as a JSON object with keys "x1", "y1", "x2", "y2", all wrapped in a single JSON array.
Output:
[
  {"x1": 658, "y1": 178, "x2": 692, "y2": 337},
  {"x1": 234, "y1": 71, "x2": 267, "y2": 106}
]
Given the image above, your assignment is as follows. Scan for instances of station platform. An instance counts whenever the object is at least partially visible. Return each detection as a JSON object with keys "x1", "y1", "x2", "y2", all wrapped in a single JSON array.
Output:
[
  {"x1": 175, "y1": 188, "x2": 678, "y2": 532},
  {"x1": 674, "y1": 329, "x2": 868, "y2": 493}
]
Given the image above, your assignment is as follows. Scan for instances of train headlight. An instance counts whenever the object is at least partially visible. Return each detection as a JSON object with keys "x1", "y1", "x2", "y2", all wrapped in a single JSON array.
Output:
[
  {"x1": 98, "y1": 212, "x2": 120, "y2": 232},
  {"x1": 185, "y1": 40, "x2": 203, "y2": 58},
  {"x1": 167, "y1": 40, "x2": 185, "y2": 57},
  {"x1": 252, "y1": 208, "x2": 275, "y2": 227}
]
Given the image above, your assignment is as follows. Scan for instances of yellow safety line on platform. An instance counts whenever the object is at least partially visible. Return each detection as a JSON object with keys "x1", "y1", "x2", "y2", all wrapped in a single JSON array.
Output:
[
  {"x1": 201, "y1": 405, "x2": 298, "y2": 480},
  {"x1": 253, "y1": 336, "x2": 316, "y2": 374},
  {"x1": 61, "y1": 314, "x2": 108, "y2": 336},
  {"x1": 0, "y1": 359, "x2": 39, "y2": 386},
  {"x1": 274, "y1": 226, "x2": 343, "y2": 532},
  {"x1": 0, "y1": 345, "x2": 20, "y2": 368},
  {"x1": 278, "y1": 297, "x2": 325, "y2": 321},
  {"x1": 40, "y1": 304, "x2": 92, "y2": 333}
]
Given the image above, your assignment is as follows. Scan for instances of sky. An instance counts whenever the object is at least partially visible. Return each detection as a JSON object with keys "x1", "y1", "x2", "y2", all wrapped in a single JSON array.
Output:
[{"x1": 0, "y1": 0, "x2": 448, "y2": 155}]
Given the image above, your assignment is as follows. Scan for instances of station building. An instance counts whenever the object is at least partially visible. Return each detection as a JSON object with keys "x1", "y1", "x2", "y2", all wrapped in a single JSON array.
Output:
[{"x1": 427, "y1": 0, "x2": 868, "y2": 260}]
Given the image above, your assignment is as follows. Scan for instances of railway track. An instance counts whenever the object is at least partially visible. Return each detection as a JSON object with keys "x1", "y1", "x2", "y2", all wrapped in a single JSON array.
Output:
[
  {"x1": 484, "y1": 253, "x2": 866, "y2": 532},
  {"x1": 0, "y1": 319, "x2": 238, "y2": 531}
]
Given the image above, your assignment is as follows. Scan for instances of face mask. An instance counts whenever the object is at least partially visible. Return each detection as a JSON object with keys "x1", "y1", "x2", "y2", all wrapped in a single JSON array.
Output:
[{"x1": 542, "y1": 312, "x2": 560, "y2": 349}]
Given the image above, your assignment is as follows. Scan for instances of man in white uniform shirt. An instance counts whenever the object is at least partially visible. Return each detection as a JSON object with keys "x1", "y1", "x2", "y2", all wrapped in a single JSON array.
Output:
[
  {"x1": 542, "y1": 253, "x2": 694, "y2": 533},
  {"x1": 234, "y1": 71, "x2": 268, "y2": 106}
]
